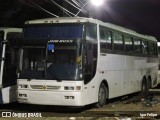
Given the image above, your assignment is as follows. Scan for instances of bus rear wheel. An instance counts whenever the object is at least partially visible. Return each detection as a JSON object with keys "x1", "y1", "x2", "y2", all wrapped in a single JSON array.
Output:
[
  {"x1": 141, "y1": 79, "x2": 148, "y2": 96},
  {"x1": 96, "y1": 83, "x2": 107, "y2": 108}
]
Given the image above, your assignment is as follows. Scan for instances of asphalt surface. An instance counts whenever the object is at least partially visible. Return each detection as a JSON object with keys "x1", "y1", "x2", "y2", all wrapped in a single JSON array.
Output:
[{"x1": 0, "y1": 87, "x2": 160, "y2": 119}]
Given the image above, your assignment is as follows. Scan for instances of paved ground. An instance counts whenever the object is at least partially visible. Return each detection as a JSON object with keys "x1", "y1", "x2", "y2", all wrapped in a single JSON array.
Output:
[{"x1": 0, "y1": 88, "x2": 160, "y2": 120}]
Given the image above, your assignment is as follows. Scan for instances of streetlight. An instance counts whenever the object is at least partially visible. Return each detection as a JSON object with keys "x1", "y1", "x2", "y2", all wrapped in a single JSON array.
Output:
[
  {"x1": 89, "y1": 0, "x2": 104, "y2": 17},
  {"x1": 75, "y1": 0, "x2": 104, "y2": 17},
  {"x1": 90, "y1": 0, "x2": 104, "y2": 7}
]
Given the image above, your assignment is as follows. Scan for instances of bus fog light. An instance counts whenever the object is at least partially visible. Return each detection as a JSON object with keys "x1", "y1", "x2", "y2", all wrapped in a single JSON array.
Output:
[
  {"x1": 64, "y1": 86, "x2": 74, "y2": 90},
  {"x1": 76, "y1": 86, "x2": 81, "y2": 91}
]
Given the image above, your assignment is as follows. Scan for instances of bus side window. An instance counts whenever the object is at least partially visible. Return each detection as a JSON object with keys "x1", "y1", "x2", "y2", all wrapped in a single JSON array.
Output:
[
  {"x1": 142, "y1": 40, "x2": 148, "y2": 55},
  {"x1": 134, "y1": 38, "x2": 142, "y2": 54},
  {"x1": 100, "y1": 27, "x2": 112, "y2": 50},
  {"x1": 86, "y1": 23, "x2": 97, "y2": 41},
  {"x1": 124, "y1": 35, "x2": 133, "y2": 53},
  {"x1": 113, "y1": 32, "x2": 124, "y2": 51},
  {"x1": 154, "y1": 43, "x2": 158, "y2": 56},
  {"x1": 148, "y1": 42, "x2": 155, "y2": 55}
]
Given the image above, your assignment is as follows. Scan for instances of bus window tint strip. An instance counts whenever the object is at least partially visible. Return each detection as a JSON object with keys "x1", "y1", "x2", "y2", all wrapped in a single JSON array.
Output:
[{"x1": 24, "y1": 24, "x2": 83, "y2": 39}]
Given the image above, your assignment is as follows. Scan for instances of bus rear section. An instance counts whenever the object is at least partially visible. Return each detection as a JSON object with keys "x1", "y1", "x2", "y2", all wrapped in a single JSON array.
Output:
[{"x1": 0, "y1": 28, "x2": 22, "y2": 104}]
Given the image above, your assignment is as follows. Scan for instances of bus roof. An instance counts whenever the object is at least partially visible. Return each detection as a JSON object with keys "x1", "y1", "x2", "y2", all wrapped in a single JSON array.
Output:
[
  {"x1": 0, "y1": 27, "x2": 22, "y2": 33},
  {"x1": 24, "y1": 17, "x2": 157, "y2": 42}
]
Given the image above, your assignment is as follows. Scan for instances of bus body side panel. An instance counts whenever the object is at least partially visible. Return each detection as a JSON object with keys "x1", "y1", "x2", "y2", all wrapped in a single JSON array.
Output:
[
  {"x1": 96, "y1": 54, "x2": 128, "y2": 98},
  {"x1": 149, "y1": 57, "x2": 158, "y2": 88},
  {"x1": 95, "y1": 53, "x2": 158, "y2": 99}
]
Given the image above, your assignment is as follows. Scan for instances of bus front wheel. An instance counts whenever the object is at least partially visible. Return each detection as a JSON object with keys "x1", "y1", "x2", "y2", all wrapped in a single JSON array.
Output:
[{"x1": 96, "y1": 83, "x2": 107, "y2": 108}]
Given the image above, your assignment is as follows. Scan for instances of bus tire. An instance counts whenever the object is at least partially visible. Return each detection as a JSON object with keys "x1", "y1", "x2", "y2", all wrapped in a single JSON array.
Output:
[
  {"x1": 96, "y1": 83, "x2": 107, "y2": 108},
  {"x1": 141, "y1": 78, "x2": 148, "y2": 96},
  {"x1": 147, "y1": 77, "x2": 151, "y2": 90}
]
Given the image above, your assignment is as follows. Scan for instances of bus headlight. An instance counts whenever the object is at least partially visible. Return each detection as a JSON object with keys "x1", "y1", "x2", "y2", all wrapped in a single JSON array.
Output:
[
  {"x1": 19, "y1": 84, "x2": 28, "y2": 89},
  {"x1": 64, "y1": 86, "x2": 74, "y2": 90},
  {"x1": 64, "y1": 86, "x2": 82, "y2": 91}
]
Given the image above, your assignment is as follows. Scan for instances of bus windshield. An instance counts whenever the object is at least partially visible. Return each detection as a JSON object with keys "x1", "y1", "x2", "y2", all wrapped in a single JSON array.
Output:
[
  {"x1": 19, "y1": 43, "x2": 83, "y2": 81},
  {"x1": 19, "y1": 23, "x2": 97, "y2": 81}
]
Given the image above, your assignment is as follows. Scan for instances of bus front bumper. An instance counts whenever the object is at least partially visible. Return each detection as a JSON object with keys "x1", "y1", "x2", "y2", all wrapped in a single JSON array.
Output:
[{"x1": 18, "y1": 90, "x2": 84, "y2": 106}]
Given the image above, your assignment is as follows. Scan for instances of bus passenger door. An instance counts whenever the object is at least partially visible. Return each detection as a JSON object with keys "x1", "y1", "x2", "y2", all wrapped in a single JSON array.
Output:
[
  {"x1": 83, "y1": 43, "x2": 97, "y2": 84},
  {"x1": 83, "y1": 43, "x2": 97, "y2": 104}
]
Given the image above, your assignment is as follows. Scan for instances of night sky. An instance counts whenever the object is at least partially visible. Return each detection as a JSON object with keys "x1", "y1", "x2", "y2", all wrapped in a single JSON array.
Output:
[{"x1": 0, "y1": 0, "x2": 160, "y2": 40}]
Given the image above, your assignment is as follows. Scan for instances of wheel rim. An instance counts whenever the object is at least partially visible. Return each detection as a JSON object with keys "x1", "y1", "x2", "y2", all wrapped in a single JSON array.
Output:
[{"x1": 98, "y1": 87, "x2": 105, "y2": 105}]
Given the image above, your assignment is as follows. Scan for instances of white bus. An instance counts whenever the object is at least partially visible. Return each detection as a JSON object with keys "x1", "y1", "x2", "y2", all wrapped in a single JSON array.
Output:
[
  {"x1": 0, "y1": 27, "x2": 22, "y2": 104},
  {"x1": 17, "y1": 17, "x2": 158, "y2": 107}
]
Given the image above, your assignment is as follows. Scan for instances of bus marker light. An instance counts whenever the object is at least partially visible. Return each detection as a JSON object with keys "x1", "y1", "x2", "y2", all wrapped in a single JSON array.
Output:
[{"x1": 76, "y1": 86, "x2": 81, "y2": 91}]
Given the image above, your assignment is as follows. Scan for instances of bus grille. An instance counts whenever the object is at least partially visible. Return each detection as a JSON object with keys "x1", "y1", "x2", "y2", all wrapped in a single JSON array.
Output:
[{"x1": 30, "y1": 85, "x2": 61, "y2": 90}]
